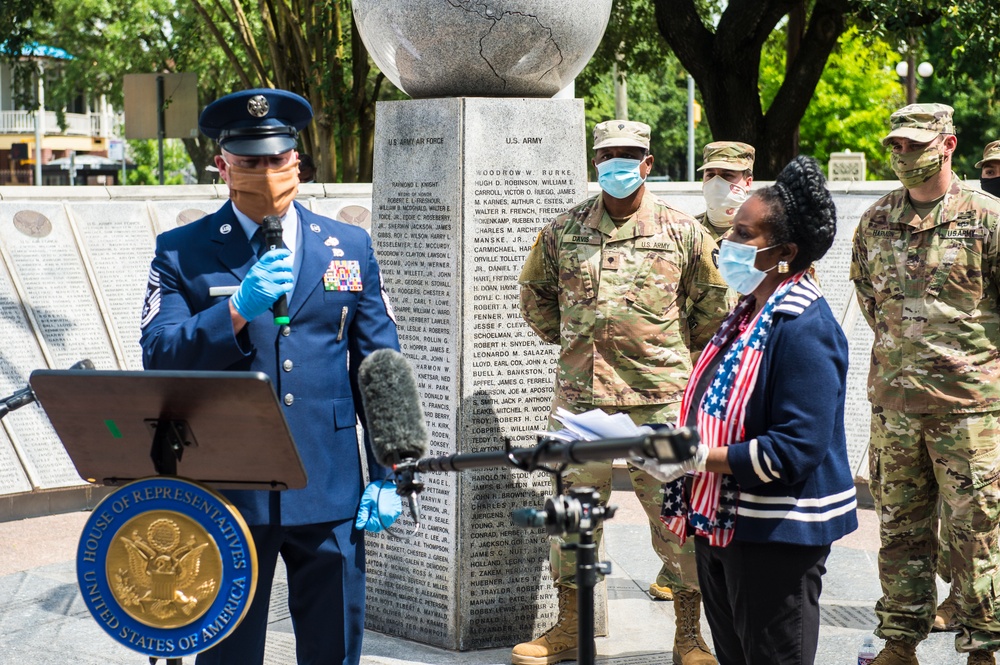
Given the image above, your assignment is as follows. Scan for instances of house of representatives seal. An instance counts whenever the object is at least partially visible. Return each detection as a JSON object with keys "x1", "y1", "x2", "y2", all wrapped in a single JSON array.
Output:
[{"x1": 77, "y1": 476, "x2": 257, "y2": 659}]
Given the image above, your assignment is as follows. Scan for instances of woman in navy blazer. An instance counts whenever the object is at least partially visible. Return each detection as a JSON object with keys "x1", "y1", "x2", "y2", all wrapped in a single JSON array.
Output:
[{"x1": 649, "y1": 156, "x2": 857, "y2": 665}]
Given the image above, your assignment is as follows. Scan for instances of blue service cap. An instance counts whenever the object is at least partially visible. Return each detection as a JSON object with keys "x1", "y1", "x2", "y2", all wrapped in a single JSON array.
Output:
[{"x1": 199, "y1": 88, "x2": 313, "y2": 157}]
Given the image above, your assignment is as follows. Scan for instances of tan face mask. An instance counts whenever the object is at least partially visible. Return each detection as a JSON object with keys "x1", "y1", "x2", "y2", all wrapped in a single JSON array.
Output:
[
  {"x1": 890, "y1": 141, "x2": 945, "y2": 189},
  {"x1": 224, "y1": 159, "x2": 300, "y2": 223}
]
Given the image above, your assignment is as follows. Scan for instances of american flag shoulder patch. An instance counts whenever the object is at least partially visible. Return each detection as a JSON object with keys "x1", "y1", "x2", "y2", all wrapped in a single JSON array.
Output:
[{"x1": 140, "y1": 267, "x2": 161, "y2": 329}]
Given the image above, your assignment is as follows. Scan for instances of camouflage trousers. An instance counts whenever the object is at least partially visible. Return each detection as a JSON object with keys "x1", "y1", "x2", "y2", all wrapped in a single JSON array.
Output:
[
  {"x1": 869, "y1": 407, "x2": 1000, "y2": 651},
  {"x1": 547, "y1": 399, "x2": 698, "y2": 593}
]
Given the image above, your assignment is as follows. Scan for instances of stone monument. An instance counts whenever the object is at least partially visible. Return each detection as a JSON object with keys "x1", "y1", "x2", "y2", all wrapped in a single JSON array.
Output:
[
  {"x1": 353, "y1": 0, "x2": 614, "y2": 650},
  {"x1": 353, "y1": 0, "x2": 611, "y2": 98},
  {"x1": 829, "y1": 150, "x2": 867, "y2": 181}
]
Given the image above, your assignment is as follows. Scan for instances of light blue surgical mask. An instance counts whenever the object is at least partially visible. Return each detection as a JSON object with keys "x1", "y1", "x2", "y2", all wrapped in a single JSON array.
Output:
[
  {"x1": 718, "y1": 239, "x2": 779, "y2": 295},
  {"x1": 597, "y1": 157, "x2": 645, "y2": 199}
]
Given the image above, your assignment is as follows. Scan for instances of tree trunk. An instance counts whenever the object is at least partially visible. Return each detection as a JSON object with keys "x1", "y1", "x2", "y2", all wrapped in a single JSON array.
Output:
[
  {"x1": 191, "y1": 0, "x2": 383, "y2": 184},
  {"x1": 786, "y1": 0, "x2": 806, "y2": 157},
  {"x1": 339, "y1": 112, "x2": 359, "y2": 184},
  {"x1": 653, "y1": 0, "x2": 848, "y2": 179},
  {"x1": 182, "y1": 137, "x2": 220, "y2": 184},
  {"x1": 352, "y1": 14, "x2": 378, "y2": 183},
  {"x1": 313, "y1": 117, "x2": 337, "y2": 183}
]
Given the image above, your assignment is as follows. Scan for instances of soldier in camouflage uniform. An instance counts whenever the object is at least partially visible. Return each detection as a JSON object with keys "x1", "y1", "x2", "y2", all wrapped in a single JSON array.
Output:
[
  {"x1": 979, "y1": 141, "x2": 1000, "y2": 198},
  {"x1": 850, "y1": 103, "x2": 1000, "y2": 665},
  {"x1": 512, "y1": 120, "x2": 732, "y2": 665},
  {"x1": 935, "y1": 141, "x2": 1000, "y2": 635},
  {"x1": 695, "y1": 141, "x2": 755, "y2": 242}
]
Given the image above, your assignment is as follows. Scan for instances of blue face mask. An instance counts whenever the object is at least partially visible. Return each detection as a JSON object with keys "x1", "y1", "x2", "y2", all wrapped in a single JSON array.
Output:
[
  {"x1": 597, "y1": 157, "x2": 645, "y2": 199},
  {"x1": 718, "y1": 239, "x2": 778, "y2": 295}
]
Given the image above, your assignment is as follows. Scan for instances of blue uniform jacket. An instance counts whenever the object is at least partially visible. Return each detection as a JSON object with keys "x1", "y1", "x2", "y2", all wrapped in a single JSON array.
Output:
[
  {"x1": 725, "y1": 278, "x2": 858, "y2": 546},
  {"x1": 139, "y1": 201, "x2": 400, "y2": 526}
]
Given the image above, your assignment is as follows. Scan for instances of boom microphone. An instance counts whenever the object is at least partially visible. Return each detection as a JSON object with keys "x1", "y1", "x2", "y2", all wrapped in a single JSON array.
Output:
[
  {"x1": 358, "y1": 349, "x2": 430, "y2": 522},
  {"x1": 359, "y1": 349, "x2": 429, "y2": 466},
  {"x1": 261, "y1": 215, "x2": 290, "y2": 326}
]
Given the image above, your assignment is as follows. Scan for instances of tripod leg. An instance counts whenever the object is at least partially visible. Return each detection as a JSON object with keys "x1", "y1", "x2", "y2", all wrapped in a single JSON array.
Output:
[{"x1": 576, "y1": 529, "x2": 597, "y2": 665}]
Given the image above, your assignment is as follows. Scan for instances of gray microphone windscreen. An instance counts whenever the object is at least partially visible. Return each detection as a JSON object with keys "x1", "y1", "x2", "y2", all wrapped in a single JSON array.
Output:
[{"x1": 358, "y1": 349, "x2": 429, "y2": 466}]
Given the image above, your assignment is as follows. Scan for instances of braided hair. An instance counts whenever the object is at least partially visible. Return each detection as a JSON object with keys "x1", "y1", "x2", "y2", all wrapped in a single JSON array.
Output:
[{"x1": 755, "y1": 155, "x2": 837, "y2": 273}]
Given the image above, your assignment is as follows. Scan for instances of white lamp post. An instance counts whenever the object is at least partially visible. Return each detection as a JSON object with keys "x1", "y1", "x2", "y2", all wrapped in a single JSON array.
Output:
[{"x1": 895, "y1": 59, "x2": 934, "y2": 105}]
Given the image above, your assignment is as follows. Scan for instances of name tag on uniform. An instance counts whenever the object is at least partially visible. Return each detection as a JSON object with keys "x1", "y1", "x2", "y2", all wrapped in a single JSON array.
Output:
[
  {"x1": 324, "y1": 260, "x2": 363, "y2": 292},
  {"x1": 566, "y1": 234, "x2": 601, "y2": 245},
  {"x1": 870, "y1": 229, "x2": 901, "y2": 238},
  {"x1": 208, "y1": 286, "x2": 240, "y2": 297},
  {"x1": 635, "y1": 239, "x2": 673, "y2": 250}
]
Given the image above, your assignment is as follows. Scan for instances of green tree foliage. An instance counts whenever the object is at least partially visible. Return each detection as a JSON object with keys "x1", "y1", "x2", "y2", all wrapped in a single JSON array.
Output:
[
  {"x1": 650, "y1": 0, "x2": 1000, "y2": 178},
  {"x1": 0, "y1": 0, "x2": 52, "y2": 62},
  {"x1": 917, "y1": 21, "x2": 1000, "y2": 180},
  {"x1": 25, "y1": 0, "x2": 246, "y2": 183},
  {"x1": 578, "y1": 0, "x2": 712, "y2": 181},
  {"x1": 854, "y1": 1, "x2": 1000, "y2": 76},
  {"x1": 759, "y1": 26, "x2": 905, "y2": 179},
  {"x1": 188, "y1": 0, "x2": 406, "y2": 183},
  {"x1": 125, "y1": 139, "x2": 193, "y2": 185}
]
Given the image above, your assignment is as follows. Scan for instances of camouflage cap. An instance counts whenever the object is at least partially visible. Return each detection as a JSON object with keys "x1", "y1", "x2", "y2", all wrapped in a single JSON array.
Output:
[
  {"x1": 880, "y1": 103, "x2": 954, "y2": 146},
  {"x1": 975, "y1": 140, "x2": 1000, "y2": 168},
  {"x1": 593, "y1": 120, "x2": 651, "y2": 151},
  {"x1": 698, "y1": 141, "x2": 755, "y2": 172}
]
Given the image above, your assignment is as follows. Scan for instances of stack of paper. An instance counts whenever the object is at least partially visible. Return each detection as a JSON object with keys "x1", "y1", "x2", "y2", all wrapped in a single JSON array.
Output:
[{"x1": 543, "y1": 407, "x2": 652, "y2": 442}]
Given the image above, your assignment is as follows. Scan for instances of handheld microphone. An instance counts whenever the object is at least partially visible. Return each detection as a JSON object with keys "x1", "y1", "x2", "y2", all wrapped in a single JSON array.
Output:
[
  {"x1": 0, "y1": 358, "x2": 94, "y2": 419},
  {"x1": 358, "y1": 349, "x2": 430, "y2": 523},
  {"x1": 261, "y1": 215, "x2": 290, "y2": 326}
]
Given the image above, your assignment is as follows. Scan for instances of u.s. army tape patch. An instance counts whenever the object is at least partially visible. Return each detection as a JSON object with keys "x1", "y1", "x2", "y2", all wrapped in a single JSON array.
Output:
[{"x1": 77, "y1": 476, "x2": 257, "y2": 658}]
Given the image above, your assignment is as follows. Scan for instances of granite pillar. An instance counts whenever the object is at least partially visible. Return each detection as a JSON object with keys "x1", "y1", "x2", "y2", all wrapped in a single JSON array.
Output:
[{"x1": 364, "y1": 97, "x2": 599, "y2": 649}]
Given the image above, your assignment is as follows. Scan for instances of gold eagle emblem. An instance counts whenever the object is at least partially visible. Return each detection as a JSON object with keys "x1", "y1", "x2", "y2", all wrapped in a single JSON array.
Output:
[{"x1": 108, "y1": 515, "x2": 222, "y2": 628}]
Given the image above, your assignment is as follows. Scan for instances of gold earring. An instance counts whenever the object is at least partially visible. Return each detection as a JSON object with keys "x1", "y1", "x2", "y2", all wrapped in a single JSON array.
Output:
[{"x1": 778, "y1": 260, "x2": 789, "y2": 274}]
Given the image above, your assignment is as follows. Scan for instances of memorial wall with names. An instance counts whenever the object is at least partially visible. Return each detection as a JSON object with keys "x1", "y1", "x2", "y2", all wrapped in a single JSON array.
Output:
[{"x1": 0, "y1": 187, "x2": 371, "y2": 514}]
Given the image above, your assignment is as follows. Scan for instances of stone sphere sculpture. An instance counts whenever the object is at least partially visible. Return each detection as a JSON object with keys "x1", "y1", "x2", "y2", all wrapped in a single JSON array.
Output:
[{"x1": 353, "y1": 0, "x2": 613, "y2": 98}]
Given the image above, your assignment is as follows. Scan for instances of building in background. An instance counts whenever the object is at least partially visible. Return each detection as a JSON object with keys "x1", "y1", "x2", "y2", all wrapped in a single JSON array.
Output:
[{"x1": 0, "y1": 43, "x2": 123, "y2": 186}]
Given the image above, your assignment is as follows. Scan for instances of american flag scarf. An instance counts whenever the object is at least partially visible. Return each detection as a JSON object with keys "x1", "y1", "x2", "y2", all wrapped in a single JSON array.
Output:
[{"x1": 662, "y1": 273, "x2": 802, "y2": 546}]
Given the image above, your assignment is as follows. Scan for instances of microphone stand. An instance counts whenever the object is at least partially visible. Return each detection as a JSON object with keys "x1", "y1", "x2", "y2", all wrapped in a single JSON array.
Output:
[
  {"x1": 391, "y1": 427, "x2": 699, "y2": 665},
  {"x1": 513, "y1": 482, "x2": 613, "y2": 665},
  {"x1": 0, "y1": 359, "x2": 95, "y2": 420}
]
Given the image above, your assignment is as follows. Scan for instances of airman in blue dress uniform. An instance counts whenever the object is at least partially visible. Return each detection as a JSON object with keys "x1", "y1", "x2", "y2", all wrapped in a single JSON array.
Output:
[{"x1": 139, "y1": 88, "x2": 402, "y2": 665}]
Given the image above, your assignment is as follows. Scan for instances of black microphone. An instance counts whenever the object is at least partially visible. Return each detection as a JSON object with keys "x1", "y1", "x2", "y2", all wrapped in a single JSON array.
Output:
[
  {"x1": 0, "y1": 358, "x2": 94, "y2": 419},
  {"x1": 358, "y1": 349, "x2": 430, "y2": 522},
  {"x1": 261, "y1": 215, "x2": 290, "y2": 326}
]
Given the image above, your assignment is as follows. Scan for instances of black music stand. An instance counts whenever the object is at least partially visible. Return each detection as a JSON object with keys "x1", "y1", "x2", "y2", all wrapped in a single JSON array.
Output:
[{"x1": 29, "y1": 369, "x2": 307, "y2": 490}]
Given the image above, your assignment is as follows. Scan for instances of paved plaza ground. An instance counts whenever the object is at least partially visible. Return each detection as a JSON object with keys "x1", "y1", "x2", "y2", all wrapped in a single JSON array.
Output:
[{"x1": 0, "y1": 489, "x2": 970, "y2": 664}]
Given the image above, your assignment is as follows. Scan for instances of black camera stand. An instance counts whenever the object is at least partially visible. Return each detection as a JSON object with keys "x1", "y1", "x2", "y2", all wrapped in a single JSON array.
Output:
[
  {"x1": 392, "y1": 428, "x2": 700, "y2": 665},
  {"x1": 509, "y1": 447, "x2": 617, "y2": 665}
]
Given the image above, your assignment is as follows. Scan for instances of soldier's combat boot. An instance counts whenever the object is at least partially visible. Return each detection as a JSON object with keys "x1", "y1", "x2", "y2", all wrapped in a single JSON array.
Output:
[
  {"x1": 932, "y1": 589, "x2": 960, "y2": 632},
  {"x1": 870, "y1": 639, "x2": 919, "y2": 665},
  {"x1": 511, "y1": 586, "x2": 578, "y2": 665},
  {"x1": 649, "y1": 582, "x2": 674, "y2": 601},
  {"x1": 672, "y1": 589, "x2": 717, "y2": 665},
  {"x1": 968, "y1": 651, "x2": 996, "y2": 665}
]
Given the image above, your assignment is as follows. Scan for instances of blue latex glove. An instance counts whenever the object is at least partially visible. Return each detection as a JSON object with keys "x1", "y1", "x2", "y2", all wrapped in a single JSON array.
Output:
[
  {"x1": 230, "y1": 248, "x2": 294, "y2": 321},
  {"x1": 355, "y1": 480, "x2": 403, "y2": 532}
]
